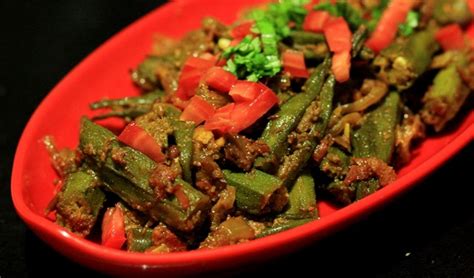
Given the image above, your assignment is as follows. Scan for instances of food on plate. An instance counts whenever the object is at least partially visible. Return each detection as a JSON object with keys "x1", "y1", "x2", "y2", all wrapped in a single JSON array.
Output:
[{"x1": 44, "y1": 0, "x2": 473, "y2": 252}]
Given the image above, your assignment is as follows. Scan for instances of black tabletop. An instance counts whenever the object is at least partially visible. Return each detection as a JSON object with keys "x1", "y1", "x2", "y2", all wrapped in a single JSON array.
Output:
[{"x1": 1, "y1": 1, "x2": 473, "y2": 277}]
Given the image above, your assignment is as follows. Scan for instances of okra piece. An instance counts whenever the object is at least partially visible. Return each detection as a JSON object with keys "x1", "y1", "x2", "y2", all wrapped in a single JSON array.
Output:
[
  {"x1": 90, "y1": 90, "x2": 163, "y2": 120},
  {"x1": 351, "y1": 25, "x2": 368, "y2": 58},
  {"x1": 79, "y1": 118, "x2": 211, "y2": 232},
  {"x1": 257, "y1": 218, "x2": 312, "y2": 238},
  {"x1": 355, "y1": 179, "x2": 379, "y2": 201},
  {"x1": 373, "y1": 29, "x2": 438, "y2": 90},
  {"x1": 283, "y1": 172, "x2": 318, "y2": 220},
  {"x1": 131, "y1": 56, "x2": 160, "y2": 90},
  {"x1": 320, "y1": 146, "x2": 350, "y2": 178},
  {"x1": 171, "y1": 119, "x2": 194, "y2": 182},
  {"x1": 433, "y1": 0, "x2": 472, "y2": 25},
  {"x1": 222, "y1": 169, "x2": 288, "y2": 215},
  {"x1": 255, "y1": 58, "x2": 331, "y2": 171},
  {"x1": 117, "y1": 203, "x2": 154, "y2": 252},
  {"x1": 289, "y1": 30, "x2": 326, "y2": 45},
  {"x1": 55, "y1": 169, "x2": 105, "y2": 237},
  {"x1": 352, "y1": 92, "x2": 400, "y2": 163},
  {"x1": 420, "y1": 64, "x2": 471, "y2": 132},
  {"x1": 277, "y1": 75, "x2": 335, "y2": 185}
]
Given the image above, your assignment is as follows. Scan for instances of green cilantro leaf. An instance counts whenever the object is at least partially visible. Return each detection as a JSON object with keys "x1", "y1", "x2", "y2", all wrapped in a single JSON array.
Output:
[{"x1": 398, "y1": 11, "x2": 419, "y2": 37}]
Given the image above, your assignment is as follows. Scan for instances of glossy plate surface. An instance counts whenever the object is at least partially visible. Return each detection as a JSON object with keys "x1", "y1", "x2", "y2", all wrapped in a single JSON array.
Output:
[{"x1": 11, "y1": 0, "x2": 474, "y2": 275}]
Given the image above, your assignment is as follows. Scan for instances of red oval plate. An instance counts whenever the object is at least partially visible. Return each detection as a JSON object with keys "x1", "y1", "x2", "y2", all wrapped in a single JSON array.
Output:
[{"x1": 11, "y1": 0, "x2": 474, "y2": 276}]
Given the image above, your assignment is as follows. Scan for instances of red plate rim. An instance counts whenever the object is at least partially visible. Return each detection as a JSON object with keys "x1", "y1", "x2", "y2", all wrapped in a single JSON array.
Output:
[{"x1": 10, "y1": 0, "x2": 474, "y2": 271}]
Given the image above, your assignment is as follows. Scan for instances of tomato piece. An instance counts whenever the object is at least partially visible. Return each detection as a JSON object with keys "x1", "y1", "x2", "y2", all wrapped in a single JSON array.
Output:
[
  {"x1": 205, "y1": 83, "x2": 278, "y2": 134},
  {"x1": 176, "y1": 56, "x2": 216, "y2": 100},
  {"x1": 118, "y1": 122, "x2": 165, "y2": 163},
  {"x1": 101, "y1": 205, "x2": 126, "y2": 249},
  {"x1": 228, "y1": 81, "x2": 261, "y2": 103},
  {"x1": 204, "y1": 103, "x2": 236, "y2": 133},
  {"x1": 365, "y1": 0, "x2": 415, "y2": 53},
  {"x1": 228, "y1": 83, "x2": 279, "y2": 133},
  {"x1": 435, "y1": 24, "x2": 465, "y2": 51},
  {"x1": 303, "y1": 10, "x2": 330, "y2": 32},
  {"x1": 180, "y1": 95, "x2": 216, "y2": 125},
  {"x1": 282, "y1": 50, "x2": 309, "y2": 78},
  {"x1": 324, "y1": 17, "x2": 352, "y2": 53},
  {"x1": 468, "y1": 0, "x2": 474, "y2": 15},
  {"x1": 231, "y1": 20, "x2": 254, "y2": 39},
  {"x1": 332, "y1": 50, "x2": 351, "y2": 83},
  {"x1": 203, "y1": 67, "x2": 238, "y2": 93},
  {"x1": 465, "y1": 22, "x2": 474, "y2": 49}
]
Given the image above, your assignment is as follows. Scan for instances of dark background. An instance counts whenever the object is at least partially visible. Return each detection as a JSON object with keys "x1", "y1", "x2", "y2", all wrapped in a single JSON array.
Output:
[{"x1": 1, "y1": 1, "x2": 473, "y2": 277}]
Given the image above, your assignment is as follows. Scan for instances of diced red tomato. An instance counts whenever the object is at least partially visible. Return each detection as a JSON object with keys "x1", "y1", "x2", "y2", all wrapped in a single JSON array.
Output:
[
  {"x1": 205, "y1": 83, "x2": 278, "y2": 134},
  {"x1": 435, "y1": 24, "x2": 465, "y2": 51},
  {"x1": 199, "y1": 53, "x2": 218, "y2": 62},
  {"x1": 231, "y1": 20, "x2": 255, "y2": 39},
  {"x1": 203, "y1": 67, "x2": 237, "y2": 93},
  {"x1": 204, "y1": 103, "x2": 236, "y2": 133},
  {"x1": 365, "y1": 0, "x2": 415, "y2": 53},
  {"x1": 465, "y1": 22, "x2": 474, "y2": 49},
  {"x1": 229, "y1": 81, "x2": 261, "y2": 103},
  {"x1": 228, "y1": 85, "x2": 279, "y2": 133},
  {"x1": 46, "y1": 210, "x2": 57, "y2": 221},
  {"x1": 118, "y1": 122, "x2": 165, "y2": 163},
  {"x1": 180, "y1": 95, "x2": 216, "y2": 125},
  {"x1": 324, "y1": 17, "x2": 352, "y2": 53},
  {"x1": 282, "y1": 50, "x2": 309, "y2": 78},
  {"x1": 468, "y1": 0, "x2": 474, "y2": 15},
  {"x1": 176, "y1": 56, "x2": 216, "y2": 100},
  {"x1": 332, "y1": 51, "x2": 351, "y2": 83},
  {"x1": 303, "y1": 10, "x2": 331, "y2": 32},
  {"x1": 101, "y1": 205, "x2": 126, "y2": 249}
]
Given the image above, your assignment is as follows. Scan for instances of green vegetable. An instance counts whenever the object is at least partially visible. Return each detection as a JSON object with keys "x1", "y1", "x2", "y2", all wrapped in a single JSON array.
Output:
[
  {"x1": 257, "y1": 218, "x2": 312, "y2": 238},
  {"x1": 172, "y1": 119, "x2": 194, "y2": 182},
  {"x1": 55, "y1": 169, "x2": 105, "y2": 237},
  {"x1": 90, "y1": 90, "x2": 163, "y2": 121},
  {"x1": 224, "y1": 0, "x2": 308, "y2": 81},
  {"x1": 398, "y1": 11, "x2": 419, "y2": 37},
  {"x1": 283, "y1": 172, "x2": 318, "y2": 219},
  {"x1": 277, "y1": 75, "x2": 335, "y2": 185},
  {"x1": 352, "y1": 92, "x2": 400, "y2": 163},
  {"x1": 79, "y1": 118, "x2": 211, "y2": 232},
  {"x1": 373, "y1": 29, "x2": 438, "y2": 90},
  {"x1": 255, "y1": 58, "x2": 331, "y2": 171},
  {"x1": 223, "y1": 169, "x2": 288, "y2": 215},
  {"x1": 421, "y1": 64, "x2": 471, "y2": 132}
]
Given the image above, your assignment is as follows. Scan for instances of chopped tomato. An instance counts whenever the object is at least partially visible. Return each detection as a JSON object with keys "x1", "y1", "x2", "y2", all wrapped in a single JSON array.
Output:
[
  {"x1": 180, "y1": 95, "x2": 216, "y2": 125},
  {"x1": 282, "y1": 50, "x2": 309, "y2": 78},
  {"x1": 229, "y1": 81, "x2": 261, "y2": 103},
  {"x1": 303, "y1": 10, "x2": 330, "y2": 32},
  {"x1": 228, "y1": 85, "x2": 279, "y2": 133},
  {"x1": 176, "y1": 56, "x2": 216, "y2": 100},
  {"x1": 435, "y1": 24, "x2": 465, "y2": 51},
  {"x1": 101, "y1": 205, "x2": 126, "y2": 249},
  {"x1": 118, "y1": 122, "x2": 165, "y2": 163},
  {"x1": 332, "y1": 51, "x2": 351, "y2": 83},
  {"x1": 204, "y1": 103, "x2": 235, "y2": 133},
  {"x1": 203, "y1": 67, "x2": 237, "y2": 93},
  {"x1": 324, "y1": 17, "x2": 352, "y2": 53},
  {"x1": 465, "y1": 22, "x2": 474, "y2": 49},
  {"x1": 231, "y1": 20, "x2": 254, "y2": 39},
  {"x1": 205, "y1": 83, "x2": 278, "y2": 134},
  {"x1": 468, "y1": 0, "x2": 474, "y2": 15},
  {"x1": 365, "y1": 0, "x2": 415, "y2": 53},
  {"x1": 205, "y1": 83, "x2": 278, "y2": 133}
]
